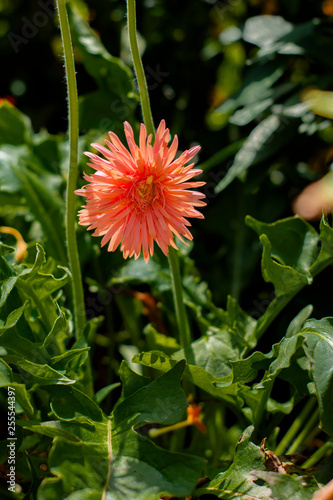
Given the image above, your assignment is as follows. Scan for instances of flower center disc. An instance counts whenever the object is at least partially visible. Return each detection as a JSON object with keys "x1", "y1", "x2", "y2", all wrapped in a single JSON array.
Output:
[{"x1": 135, "y1": 175, "x2": 158, "y2": 209}]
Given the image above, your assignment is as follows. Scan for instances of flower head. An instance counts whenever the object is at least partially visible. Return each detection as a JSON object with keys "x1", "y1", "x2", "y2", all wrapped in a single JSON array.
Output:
[{"x1": 75, "y1": 120, "x2": 206, "y2": 262}]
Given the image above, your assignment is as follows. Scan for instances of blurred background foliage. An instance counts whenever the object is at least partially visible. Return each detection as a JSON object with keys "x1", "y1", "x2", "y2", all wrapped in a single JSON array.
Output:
[{"x1": 1, "y1": 0, "x2": 333, "y2": 370}]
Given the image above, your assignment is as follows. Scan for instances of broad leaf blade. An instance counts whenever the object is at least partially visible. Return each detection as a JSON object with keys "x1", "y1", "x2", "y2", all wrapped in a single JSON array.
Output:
[{"x1": 38, "y1": 362, "x2": 205, "y2": 500}]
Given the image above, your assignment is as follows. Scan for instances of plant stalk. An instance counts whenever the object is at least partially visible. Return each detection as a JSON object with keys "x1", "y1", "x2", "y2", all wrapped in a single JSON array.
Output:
[
  {"x1": 126, "y1": 0, "x2": 192, "y2": 351},
  {"x1": 286, "y1": 407, "x2": 319, "y2": 455},
  {"x1": 275, "y1": 398, "x2": 317, "y2": 456},
  {"x1": 302, "y1": 441, "x2": 333, "y2": 469},
  {"x1": 127, "y1": 0, "x2": 155, "y2": 137},
  {"x1": 56, "y1": 0, "x2": 85, "y2": 339}
]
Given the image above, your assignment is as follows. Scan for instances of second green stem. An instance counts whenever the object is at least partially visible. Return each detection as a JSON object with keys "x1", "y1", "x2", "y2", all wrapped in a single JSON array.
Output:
[{"x1": 127, "y1": 0, "x2": 192, "y2": 350}]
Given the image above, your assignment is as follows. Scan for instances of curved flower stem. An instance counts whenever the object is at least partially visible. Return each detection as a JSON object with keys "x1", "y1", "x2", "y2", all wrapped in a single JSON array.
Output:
[
  {"x1": 56, "y1": 0, "x2": 85, "y2": 339},
  {"x1": 127, "y1": 0, "x2": 155, "y2": 137},
  {"x1": 126, "y1": 0, "x2": 192, "y2": 351}
]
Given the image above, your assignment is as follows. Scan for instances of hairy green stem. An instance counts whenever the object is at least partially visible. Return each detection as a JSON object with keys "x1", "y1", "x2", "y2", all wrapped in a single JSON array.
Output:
[
  {"x1": 127, "y1": 0, "x2": 155, "y2": 137},
  {"x1": 127, "y1": 0, "x2": 191, "y2": 350},
  {"x1": 275, "y1": 398, "x2": 316, "y2": 456},
  {"x1": 56, "y1": 0, "x2": 85, "y2": 338}
]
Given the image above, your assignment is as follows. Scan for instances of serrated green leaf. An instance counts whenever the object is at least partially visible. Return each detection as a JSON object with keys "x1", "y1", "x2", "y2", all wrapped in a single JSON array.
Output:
[
  {"x1": 301, "y1": 318, "x2": 333, "y2": 435},
  {"x1": 260, "y1": 233, "x2": 311, "y2": 295},
  {"x1": 1, "y1": 244, "x2": 71, "y2": 348},
  {"x1": 174, "y1": 327, "x2": 243, "y2": 379},
  {"x1": 252, "y1": 470, "x2": 319, "y2": 499},
  {"x1": 50, "y1": 347, "x2": 90, "y2": 371},
  {"x1": 133, "y1": 350, "x2": 242, "y2": 407},
  {"x1": 196, "y1": 426, "x2": 272, "y2": 499},
  {"x1": 246, "y1": 216, "x2": 333, "y2": 341}
]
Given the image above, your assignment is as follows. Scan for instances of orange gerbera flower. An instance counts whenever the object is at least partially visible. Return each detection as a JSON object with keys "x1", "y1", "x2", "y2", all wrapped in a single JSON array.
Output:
[{"x1": 75, "y1": 120, "x2": 206, "y2": 262}]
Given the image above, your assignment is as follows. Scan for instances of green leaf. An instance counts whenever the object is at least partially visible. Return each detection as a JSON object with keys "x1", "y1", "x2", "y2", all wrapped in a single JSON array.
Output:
[
  {"x1": 215, "y1": 333, "x2": 309, "y2": 424},
  {"x1": 50, "y1": 347, "x2": 90, "y2": 371},
  {"x1": 38, "y1": 362, "x2": 205, "y2": 500},
  {"x1": 144, "y1": 324, "x2": 181, "y2": 355},
  {"x1": 286, "y1": 305, "x2": 313, "y2": 338},
  {"x1": 0, "y1": 357, "x2": 12, "y2": 383},
  {"x1": 11, "y1": 165, "x2": 66, "y2": 264},
  {"x1": 112, "y1": 257, "x2": 171, "y2": 292},
  {"x1": 252, "y1": 471, "x2": 319, "y2": 500},
  {"x1": 1, "y1": 243, "x2": 71, "y2": 346},
  {"x1": 254, "y1": 19, "x2": 332, "y2": 66},
  {"x1": 304, "y1": 89, "x2": 333, "y2": 119},
  {"x1": 215, "y1": 113, "x2": 298, "y2": 192},
  {"x1": 47, "y1": 385, "x2": 103, "y2": 422},
  {"x1": 243, "y1": 16, "x2": 294, "y2": 48},
  {"x1": 17, "y1": 420, "x2": 81, "y2": 442},
  {"x1": 301, "y1": 318, "x2": 333, "y2": 435},
  {"x1": 94, "y1": 383, "x2": 121, "y2": 405},
  {"x1": 174, "y1": 327, "x2": 244, "y2": 379},
  {"x1": 247, "y1": 216, "x2": 319, "y2": 279},
  {"x1": 8, "y1": 358, "x2": 75, "y2": 386},
  {"x1": 196, "y1": 426, "x2": 272, "y2": 499},
  {"x1": 0, "y1": 382, "x2": 34, "y2": 416},
  {"x1": 246, "y1": 216, "x2": 333, "y2": 341},
  {"x1": 133, "y1": 350, "x2": 242, "y2": 408},
  {"x1": 0, "y1": 303, "x2": 49, "y2": 361},
  {"x1": 116, "y1": 360, "x2": 150, "y2": 407},
  {"x1": 0, "y1": 102, "x2": 33, "y2": 146},
  {"x1": 0, "y1": 145, "x2": 29, "y2": 194},
  {"x1": 213, "y1": 60, "x2": 285, "y2": 117}
]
